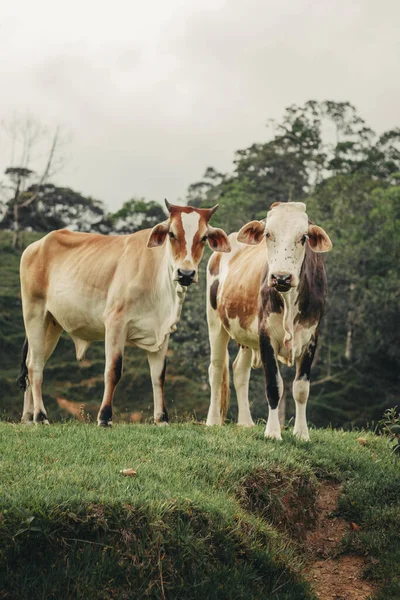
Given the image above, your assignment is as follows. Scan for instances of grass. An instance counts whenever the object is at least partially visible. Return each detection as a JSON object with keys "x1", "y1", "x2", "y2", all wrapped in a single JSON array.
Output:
[{"x1": 0, "y1": 423, "x2": 399, "y2": 599}]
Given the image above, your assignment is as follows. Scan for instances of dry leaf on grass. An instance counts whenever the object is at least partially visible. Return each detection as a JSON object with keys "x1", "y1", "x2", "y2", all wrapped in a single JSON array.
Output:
[{"x1": 120, "y1": 468, "x2": 137, "y2": 477}]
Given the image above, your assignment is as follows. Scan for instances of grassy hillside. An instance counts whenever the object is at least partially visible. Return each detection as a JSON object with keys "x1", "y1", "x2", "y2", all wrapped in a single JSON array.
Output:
[{"x1": 0, "y1": 423, "x2": 399, "y2": 599}]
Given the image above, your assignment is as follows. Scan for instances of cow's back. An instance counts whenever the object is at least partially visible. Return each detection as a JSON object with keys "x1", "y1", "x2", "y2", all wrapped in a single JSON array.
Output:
[
  {"x1": 21, "y1": 230, "x2": 125, "y2": 302},
  {"x1": 20, "y1": 228, "x2": 176, "y2": 346},
  {"x1": 21, "y1": 230, "x2": 135, "y2": 340}
]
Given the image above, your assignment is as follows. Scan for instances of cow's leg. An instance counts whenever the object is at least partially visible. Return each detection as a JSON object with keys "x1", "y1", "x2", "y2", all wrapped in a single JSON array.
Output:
[
  {"x1": 206, "y1": 319, "x2": 230, "y2": 426},
  {"x1": 260, "y1": 331, "x2": 283, "y2": 440},
  {"x1": 233, "y1": 346, "x2": 254, "y2": 426},
  {"x1": 147, "y1": 337, "x2": 169, "y2": 425},
  {"x1": 292, "y1": 334, "x2": 318, "y2": 441},
  {"x1": 97, "y1": 322, "x2": 126, "y2": 427},
  {"x1": 22, "y1": 318, "x2": 62, "y2": 424},
  {"x1": 21, "y1": 388, "x2": 34, "y2": 424}
]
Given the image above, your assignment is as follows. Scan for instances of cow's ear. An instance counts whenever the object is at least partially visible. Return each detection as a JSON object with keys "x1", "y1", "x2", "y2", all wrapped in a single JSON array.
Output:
[
  {"x1": 207, "y1": 226, "x2": 231, "y2": 253},
  {"x1": 237, "y1": 220, "x2": 265, "y2": 245},
  {"x1": 308, "y1": 225, "x2": 332, "y2": 253},
  {"x1": 147, "y1": 220, "x2": 170, "y2": 248}
]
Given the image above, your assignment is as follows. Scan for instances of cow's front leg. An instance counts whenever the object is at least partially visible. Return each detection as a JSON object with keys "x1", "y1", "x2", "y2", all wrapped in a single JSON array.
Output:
[
  {"x1": 206, "y1": 322, "x2": 230, "y2": 426},
  {"x1": 292, "y1": 333, "x2": 318, "y2": 441},
  {"x1": 260, "y1": 330, "x2": 283, "y2": 440},
  {"x1": 147, "y1": 337, "x2": 169, "y2": 424},
  {"x1": 233, "y1": 346, "x2": 254, "y2": 426},
  {"x1": 98, "y1": 321, "x2": 126, "y2": 427}
]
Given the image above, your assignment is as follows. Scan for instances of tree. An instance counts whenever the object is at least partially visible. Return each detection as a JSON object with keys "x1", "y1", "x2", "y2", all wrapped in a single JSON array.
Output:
[
  {"x1": 109, "y1": 198, "x2": 167, "y2": 233},
  {"x1": 0, "y1": 183, "x2": 108, "y2": 233},
  {"x1": 303, "y1": 174, "x2": 400, "y2": 426},
  {"x1": 0, "y1": 116, "x2": 64, "y2": 248}
]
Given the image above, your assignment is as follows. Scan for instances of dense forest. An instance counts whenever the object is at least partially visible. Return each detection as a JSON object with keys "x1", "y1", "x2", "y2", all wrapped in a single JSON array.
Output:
[{"x1": 1, "y1": 100, "x2": 399, "y2": 428}]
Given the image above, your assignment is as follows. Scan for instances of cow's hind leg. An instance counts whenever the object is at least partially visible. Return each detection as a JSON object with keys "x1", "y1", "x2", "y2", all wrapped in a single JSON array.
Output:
[
  {"x1": 206, "y1": 321, "x2": 230, "y2": 426},
  {"x1": 260, "y1": 331, "x2": 283, "y2": 440},
  {"x1": 23, "y1": 312, "x2": 62, "y2": 424},
  {"x1": 293, "y1": 333, "x2": 318, "y2": 441},
  {"x1": 233, "y1": 346, "x2": 254, "y2": 426},
  {"x1": 147, "y1": 337, "x2": 169, "y2": 425},
  {"x1": 21, "y1": 388, "x2": 34, "y2": 424},
  {"x1": 19, "y1": 338, "x2": 33, "y2": 424},
  {"x1": 97, "y1": 320, "x2": 126, "y2": 427}
]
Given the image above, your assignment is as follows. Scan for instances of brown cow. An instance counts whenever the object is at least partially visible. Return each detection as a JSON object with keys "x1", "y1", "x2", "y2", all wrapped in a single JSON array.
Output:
[
  {"x1": 206, "y1": 202, "x2": 332, "y2": 440},
  {"x1": 17, "y1": 201, "x2": 230, "y2": 426}
]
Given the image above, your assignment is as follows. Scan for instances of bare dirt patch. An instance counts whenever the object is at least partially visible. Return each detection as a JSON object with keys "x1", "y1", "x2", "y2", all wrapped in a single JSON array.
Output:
[{"x1": 304, "y1": 482, "x2": 377, "y2": 600}]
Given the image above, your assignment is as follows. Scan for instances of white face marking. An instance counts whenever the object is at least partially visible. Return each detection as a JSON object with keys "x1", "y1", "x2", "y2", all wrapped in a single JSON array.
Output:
[
  {"x1": 181, "y1": 212, "x2": 201, "y2": 261},
  {"x1": 265, "y1": 204, "x2": 309, "y2": 287}
]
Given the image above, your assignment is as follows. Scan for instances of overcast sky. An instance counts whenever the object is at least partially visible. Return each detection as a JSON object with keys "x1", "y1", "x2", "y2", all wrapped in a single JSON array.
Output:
[{"x1": 1, "y1": 0, "x2": 399, "y2": 211}]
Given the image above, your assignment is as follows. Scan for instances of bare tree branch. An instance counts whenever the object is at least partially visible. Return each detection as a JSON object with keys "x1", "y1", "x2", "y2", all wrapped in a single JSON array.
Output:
[
  {"x1": 20, "y1": 127, "x2": 60, "y2": 208},
  {"x1": 310, "y1": 365, "x2": 355, "y2": 387}
]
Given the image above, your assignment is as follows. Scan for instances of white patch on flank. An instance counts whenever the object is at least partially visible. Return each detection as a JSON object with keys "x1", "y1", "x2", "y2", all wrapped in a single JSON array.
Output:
[{"x1": 181, "y1": 212, "x2": 201, "y2": 260}]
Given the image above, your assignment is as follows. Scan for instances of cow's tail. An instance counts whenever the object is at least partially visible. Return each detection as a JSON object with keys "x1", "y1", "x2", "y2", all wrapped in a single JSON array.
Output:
[
  {"x1": 16, "y1": 338, "x2": 29, "y2": 391},
  {"x1": 220, "y1": 351, "x2": 230, "y2": 422}
]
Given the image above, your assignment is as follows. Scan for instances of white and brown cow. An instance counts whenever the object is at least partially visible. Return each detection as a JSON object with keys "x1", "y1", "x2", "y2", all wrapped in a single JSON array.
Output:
[
  {"x1": 17, "y1": 201, "x2": 230, "y2": 426},
  {"x1": 206, "y1": 202, "x2": 332, "y2": 440}
]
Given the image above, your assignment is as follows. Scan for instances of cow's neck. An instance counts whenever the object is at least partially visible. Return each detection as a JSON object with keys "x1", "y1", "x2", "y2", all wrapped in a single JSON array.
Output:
[
  {"x1": 162, "y1": 249, "x2": 187, "y2": 334},
  {"x1": 280, "y1": 288, "x2": 299, "y2": 366}
]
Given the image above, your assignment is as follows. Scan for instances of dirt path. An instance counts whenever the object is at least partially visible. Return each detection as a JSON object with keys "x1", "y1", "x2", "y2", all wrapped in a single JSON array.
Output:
[{"x1": 303, "y1": 482, "x2": 377, "y2": 600}]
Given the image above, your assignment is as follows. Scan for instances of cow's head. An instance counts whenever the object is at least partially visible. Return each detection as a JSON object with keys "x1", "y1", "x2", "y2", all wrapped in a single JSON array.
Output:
[
  {"x1": 147, "y1": 200, "x2": 231, "y2": 286},
  {"x1": 237, "y1": 202, "x2": 332, "y2": 292}
]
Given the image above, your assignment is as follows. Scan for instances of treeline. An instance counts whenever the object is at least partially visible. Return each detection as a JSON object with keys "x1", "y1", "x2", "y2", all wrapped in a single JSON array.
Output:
[{"x1": 1, "y1": 100, "x2": 399, "y2": 427}]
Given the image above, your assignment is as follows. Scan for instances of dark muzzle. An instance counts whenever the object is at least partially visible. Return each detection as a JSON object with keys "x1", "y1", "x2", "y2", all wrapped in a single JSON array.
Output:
[
  {"x1": 177, "y1": 269, "x2": 196, "y2": 287},
  {"x1": 270, "y1": 273, "x2": 292, "y2": 293}
]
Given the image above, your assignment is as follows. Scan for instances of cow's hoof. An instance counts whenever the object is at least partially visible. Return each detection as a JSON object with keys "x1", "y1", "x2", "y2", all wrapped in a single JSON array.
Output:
[
  {"x1": 155, "y1": 421, "x2": 169, "y2": 427},
  {"x1": 264, "y1": 433, "x2": 282, "y2": 441},
  {"x1": 21, "y1": 414, "x2": 34, "y2": 425},
  {"x1": 293, "y1": 429, "x2": 310, "y2": 442},
  {"x1": 264, "y1": 426, "x2": 282, "y2": 440},
  {"x1": 206, "y1": 414, "x2": 223, "y2": 426},
  {"x1": 237, "y1": 420, "x2": 255, "y2": 428},
  {"x1": 98, "y1": 420, "x2": 112, "y2": 428},
  {"x1": 155, "y1": 410, "x2": 169, "y2": 425},
  {"x1": 34, "y1": 411, "x2": 50, "y2": 425}
]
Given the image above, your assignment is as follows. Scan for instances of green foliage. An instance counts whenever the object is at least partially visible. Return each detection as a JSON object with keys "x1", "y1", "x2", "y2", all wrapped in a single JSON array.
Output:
[
  {"x1": 109, "y1": 197, "x2": 167, "y2": 233},
  {"x1": 0, "y1": 183, "x2": 107, "y2": 232},
  {"x1": 0, "y1": 424, "x2": 399, "y2": 599},
  {"x1": 305, "y1": 176, "x2": 400, "y2": 425},
  {"x1": 378, "y1": 406, "x2": 400, "y2": 454}
]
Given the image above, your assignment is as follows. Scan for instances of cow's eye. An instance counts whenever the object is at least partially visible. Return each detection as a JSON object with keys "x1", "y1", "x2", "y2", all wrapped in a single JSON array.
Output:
[
  {"x1": 301, "y1": 234, "x2": 308, "y2": 245},
  {"x1": 265, "y1": 232, "x2": 271, "y2": 239},
  {"x1": 169, "y1": 232, "x2": 175, "y2": 239},
  {"x1": 201, "y1": 235, "x2": 208, "y2": 243}
]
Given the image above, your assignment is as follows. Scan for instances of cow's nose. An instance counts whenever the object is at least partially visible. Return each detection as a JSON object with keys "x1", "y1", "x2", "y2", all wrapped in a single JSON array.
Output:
[
  {"x1": 177, "y1": 269, "x2": 196, "y2": 286},
  {"x1": 270, "y1": 273, "x2": 292, "y2": 292}
]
